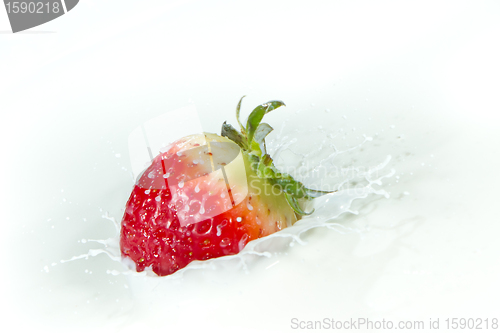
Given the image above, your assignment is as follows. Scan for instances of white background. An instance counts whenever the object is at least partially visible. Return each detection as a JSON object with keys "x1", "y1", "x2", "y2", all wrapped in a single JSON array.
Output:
[{"x1": 1, "y1": 1, "x2": 499, "y2": 332}]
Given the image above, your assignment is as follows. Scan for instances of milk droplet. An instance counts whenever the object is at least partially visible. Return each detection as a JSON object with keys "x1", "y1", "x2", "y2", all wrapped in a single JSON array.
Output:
[
  {"x1": 145, "y1": 190, "x2": 151, "y2": 194},
  {"x1": 178, "y1": 180, "x2": 185, "y2": 188},
  {"x1": 238, "y1": 234, "x2": 249, "y2": 251},
  {"x1": 163, "y1": 173, "x2": 170, "y2": 178},
  {"x1": 236, "y1": 217, "x2": 242, "y2": 222},
  {"x1": 216, "y1": 225, "x2": 222, "y2": 236},
  {"x1": 247, "y1": 203, "x2": 253, "y2": 211},
  {"x1": 194, "y1": 185, "x2": 200, "y2": 193},
  {"x1": 155, "y1": 196, "x2": 161, "y2": 202},
  {"x1": 220, "y1": 238, "x2": 231, "y2": 247}
]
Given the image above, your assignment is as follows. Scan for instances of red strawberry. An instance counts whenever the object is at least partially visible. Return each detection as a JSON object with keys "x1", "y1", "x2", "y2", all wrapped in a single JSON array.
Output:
[{"x1": 120, "y1": 97, "x2": 329, "y2": 276}]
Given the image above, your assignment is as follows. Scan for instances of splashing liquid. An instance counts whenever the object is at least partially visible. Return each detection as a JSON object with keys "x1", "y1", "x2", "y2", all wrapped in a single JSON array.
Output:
[{"x1": 62, "y1": 121, "x2": 394, "y2": 281}]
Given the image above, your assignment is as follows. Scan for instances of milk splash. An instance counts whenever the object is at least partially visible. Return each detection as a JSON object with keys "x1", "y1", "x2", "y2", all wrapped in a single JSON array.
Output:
[{"x1": 61, "y1": 120, "x2": 394, "y2": 281}]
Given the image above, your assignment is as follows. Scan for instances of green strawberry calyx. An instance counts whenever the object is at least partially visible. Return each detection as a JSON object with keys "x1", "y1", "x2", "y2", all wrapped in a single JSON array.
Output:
[{"x1": 221, "y1": 96, "x2": 334, "y2": 216}]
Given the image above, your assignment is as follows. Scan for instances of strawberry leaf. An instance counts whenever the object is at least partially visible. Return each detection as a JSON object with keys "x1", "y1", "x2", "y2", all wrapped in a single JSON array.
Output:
[
  {"x1": 257, "y1": 154, "x2": 276, "y2": 178},
  {"x1": 246, "y1": 100, "x2": 285, "y2": 144},
  {"x1": 254, "y1": 122, "x2": 273, "y2": 155},
  {"x1": 303, "y1": 188, "x2": 336, "y2": 198},
  {"x1": 284, "y1": 192, "x2": 314, "y2": 215},
  {"x1": 221, "y1": 121, "x2": 248, "y2": 149},
  {"x1": 235, "y1": 96, "x2": 246, "y2": 133}
]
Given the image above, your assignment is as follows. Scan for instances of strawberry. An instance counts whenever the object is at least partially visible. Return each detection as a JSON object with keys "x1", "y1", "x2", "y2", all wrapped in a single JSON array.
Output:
[{"x1": 120, "y1": 97, "x2": 329, "y2": 276}]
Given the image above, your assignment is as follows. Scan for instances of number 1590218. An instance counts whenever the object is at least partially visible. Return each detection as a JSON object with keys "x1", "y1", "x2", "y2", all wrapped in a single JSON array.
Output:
[{"x1": 5, "y1": 2, "x2": 61, "y2": 14}]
